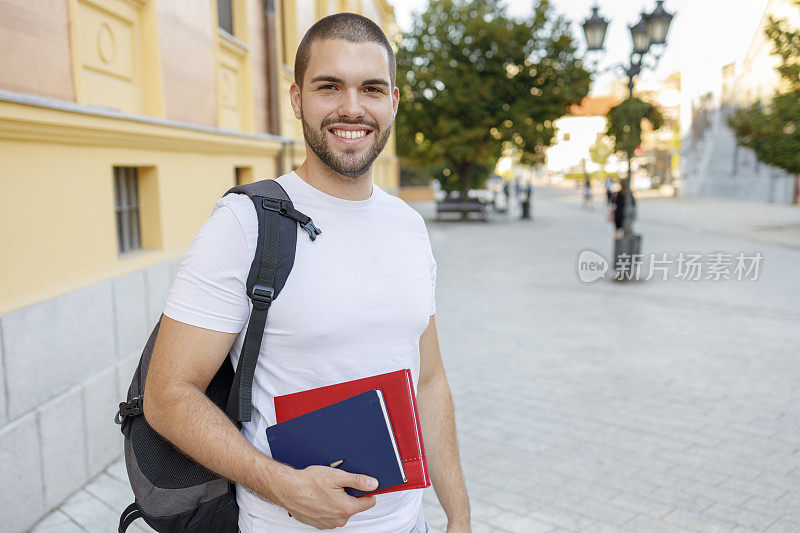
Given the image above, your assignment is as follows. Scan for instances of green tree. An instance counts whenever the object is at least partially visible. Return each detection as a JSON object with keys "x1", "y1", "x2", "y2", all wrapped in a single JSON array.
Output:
[
  {"x1": 395, "y1": 0, "x2": 590, "y2": 198},
  {"x1": 589, "y1": 134, "x2": 614, "y2": 177},
  {"x1": 728, "y1": 1, "x2": 800, "y2": 191},
  {"x1": 605, "y1": 96, "x2": 664, "y2": 182}
]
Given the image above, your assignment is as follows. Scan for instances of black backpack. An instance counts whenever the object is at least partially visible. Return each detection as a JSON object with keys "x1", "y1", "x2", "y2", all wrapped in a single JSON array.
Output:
[{"x1": 114, "y1": 179, "x2": 322, "y2": 532}]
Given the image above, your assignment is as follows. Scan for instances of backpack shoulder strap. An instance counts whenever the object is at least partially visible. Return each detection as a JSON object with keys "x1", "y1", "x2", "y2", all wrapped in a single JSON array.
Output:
[
  {"x1": 226, "y1": 178, "x2": 291, "y2": 201},
  {"x1": 225, "y1": 179, "x2": 293, "y2": 302},
  {"x1": 118, "y1": 502, "x2": 141, "y2": 533},
  {"x1": 222, "y1": 178, "x2": 321, "y2": 423}
]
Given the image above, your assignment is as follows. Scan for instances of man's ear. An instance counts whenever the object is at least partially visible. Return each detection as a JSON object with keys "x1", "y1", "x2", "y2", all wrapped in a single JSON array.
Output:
[
  {"x1": 289, "y1": 82, "x2": 302, "y2": 120},
  {"x1": 392, "y1": 85, "x2": 399, "y2": 118}
]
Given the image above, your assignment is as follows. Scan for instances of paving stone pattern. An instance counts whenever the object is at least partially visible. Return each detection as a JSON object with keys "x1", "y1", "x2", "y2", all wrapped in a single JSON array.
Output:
[{"x1": 34, "y1": 188, "x2": 800, "y2": 532}]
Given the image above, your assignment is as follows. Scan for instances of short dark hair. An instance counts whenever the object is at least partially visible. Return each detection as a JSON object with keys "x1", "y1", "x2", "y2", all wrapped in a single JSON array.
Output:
[{"x1": 294, "y1": 13, "x2": 396, "y2": 88}]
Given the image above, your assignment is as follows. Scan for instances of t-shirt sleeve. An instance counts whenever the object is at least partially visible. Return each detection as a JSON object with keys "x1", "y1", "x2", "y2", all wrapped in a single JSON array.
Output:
[
  {"x1": 420, "y1": 218, "x2": 437, "y2": 316},
  {"x1": 163, "y1": 196, "x2": 254, "y2": 334},
  {"x1": 429, "y1": 251, "x2": 437, "y2": 316}
]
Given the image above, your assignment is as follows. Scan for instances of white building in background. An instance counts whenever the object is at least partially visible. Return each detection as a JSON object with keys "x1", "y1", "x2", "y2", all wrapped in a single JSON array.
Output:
[
  {"x1": 680, "y1": 0, "x2": 799, "y2": 204},
  {"x1": 545, "y1": 96, "x2": 621, "y2": 176},
  {"x1": 546, "y1": 115, "x2": 608, "y2": 174}
]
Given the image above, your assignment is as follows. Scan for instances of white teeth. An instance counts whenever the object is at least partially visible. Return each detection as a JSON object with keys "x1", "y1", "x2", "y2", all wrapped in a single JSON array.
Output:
[{"x1": 333, "y1": 129, "x2": 367, "y2": 139}]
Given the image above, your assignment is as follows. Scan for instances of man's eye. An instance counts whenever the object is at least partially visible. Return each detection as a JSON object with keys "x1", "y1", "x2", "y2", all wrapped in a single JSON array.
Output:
[
  {"x1": 320, "y1": 84, "x2": 337, "y2": 90},
  {"x1": 365, "y1": 87, "x2": 383, "y2": 93}
]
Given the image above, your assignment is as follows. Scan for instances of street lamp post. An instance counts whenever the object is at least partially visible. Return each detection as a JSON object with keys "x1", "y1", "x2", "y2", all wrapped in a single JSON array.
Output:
[
  {"x1": 582, "y1": 1, "x2": 674, "y2": 276},
  {"x1": 582, "y1": 6, "x2": 608, "y2": 51},
  {"x1": 584, "y1": 1, "x2": 674, "y2": 114}
]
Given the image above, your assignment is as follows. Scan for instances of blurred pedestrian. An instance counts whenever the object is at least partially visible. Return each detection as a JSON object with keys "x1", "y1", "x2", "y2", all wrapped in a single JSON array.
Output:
[
  {"x1": 611, "y1": 179, "x2": 636, "y2": 239},
  {"x1": 582, "y1": 174, "x2": 592, "y2": 210},
  {"x1": 604, "y1": 176, "x2": 613, "y2": 205},
  {"x1": 431, "y1": 178, "x2": 442, "y2": 201}
]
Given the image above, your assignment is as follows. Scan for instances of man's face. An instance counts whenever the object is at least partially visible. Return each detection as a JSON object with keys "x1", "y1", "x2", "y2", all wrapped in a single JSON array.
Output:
[{"x1": 290, "y1": 39, "x2": 399, "y2": 178}]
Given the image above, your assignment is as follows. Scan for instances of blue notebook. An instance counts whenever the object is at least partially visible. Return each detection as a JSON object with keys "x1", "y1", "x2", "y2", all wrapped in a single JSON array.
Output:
[{"x1": 266, "y1": 389, "x2": 407, "y2": 497}]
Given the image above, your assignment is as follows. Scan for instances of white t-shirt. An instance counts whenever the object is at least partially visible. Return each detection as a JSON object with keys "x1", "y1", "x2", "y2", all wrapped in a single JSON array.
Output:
[{"x1": 163, "y1": 171, "x2": 436, "y2": 532}]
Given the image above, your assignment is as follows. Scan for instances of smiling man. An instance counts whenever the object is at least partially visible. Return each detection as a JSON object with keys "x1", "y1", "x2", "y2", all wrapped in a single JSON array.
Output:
[
  {"x1": 143, "y1": 12, "x2": 470, "y2": 533},
  {"x1": 290, "y1": 18, "x2": 396, "y2": 196}
]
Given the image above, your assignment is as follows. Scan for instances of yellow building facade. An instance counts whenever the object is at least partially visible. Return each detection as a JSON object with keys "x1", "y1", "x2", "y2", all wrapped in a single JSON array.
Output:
[
  {"x1": 0, "y1": 1, "x2": 399, "y2": 530},
  {"x1": 1, "y1": 0, "x2": 400, "y2": 313}
]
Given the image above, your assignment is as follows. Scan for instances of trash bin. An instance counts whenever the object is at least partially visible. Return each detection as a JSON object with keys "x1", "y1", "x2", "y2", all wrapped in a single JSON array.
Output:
[
  {"x1": 520, "y1": 185, "x2": 532, "y2": 220},
  {"x1": 521, "y1": 198, "x2": 531, "y2": 219},
  {"x1": 613, "y1": 234, "x2": 642, "y2": 280}
]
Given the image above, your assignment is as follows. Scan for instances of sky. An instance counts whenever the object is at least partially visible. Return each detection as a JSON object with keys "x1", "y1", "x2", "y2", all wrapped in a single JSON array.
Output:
[{"x1": 391, "y1": 0, "x2": 770, "y2": 96}]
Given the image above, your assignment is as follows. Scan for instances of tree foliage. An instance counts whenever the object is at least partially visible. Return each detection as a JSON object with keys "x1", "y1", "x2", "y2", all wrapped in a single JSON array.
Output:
[
  {"x1": 605, "y1": 97, "x2": 664, "y2": 159},
  {"x1": 589, "y1": 135, "x2": 614, "y2": 167},
  {"x1": 727, "y1": 1, "x2": 800, "y2": 176},
  {"x1": 395, "y1": 0, "x2": 590, "y2": 197}
]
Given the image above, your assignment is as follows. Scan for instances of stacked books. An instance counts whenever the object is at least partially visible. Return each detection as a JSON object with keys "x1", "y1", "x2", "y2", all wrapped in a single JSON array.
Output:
[{"x1": 266, "y1": 369, "x2": 431, "y2": 496}]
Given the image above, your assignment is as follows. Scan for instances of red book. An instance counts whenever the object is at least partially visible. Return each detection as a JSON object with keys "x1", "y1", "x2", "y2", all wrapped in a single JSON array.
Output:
[{"x1": 274, "y1": 369, "x2": 430, "y2": 496}]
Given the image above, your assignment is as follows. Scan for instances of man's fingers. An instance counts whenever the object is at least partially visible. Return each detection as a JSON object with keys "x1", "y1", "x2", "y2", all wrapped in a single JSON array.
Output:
[
  {"x1": 350, "y1": 495, "x2": 377, "y2": 514},
  {"x1": 335, "y1": 471, "x2": 379, "y2": 492}
]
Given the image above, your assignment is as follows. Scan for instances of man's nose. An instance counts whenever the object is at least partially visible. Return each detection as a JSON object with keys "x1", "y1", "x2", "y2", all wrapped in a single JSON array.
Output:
[{"x1": 337, "y1": 89, "x2": 365, "y2": 119}]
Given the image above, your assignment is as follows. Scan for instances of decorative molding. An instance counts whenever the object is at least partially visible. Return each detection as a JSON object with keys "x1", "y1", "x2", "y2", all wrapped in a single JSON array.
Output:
[
  {"x1": 118, "y1": 0, "x2": 146, "y2": 8},
  {"x1": 213, "y1": 0, "x2": 254, "y2": 133},
  {"x1": 71, "y1": 0, "x2": 141, "y2": 113},
  {"x1": 77, "y1": 5, "x2": 134, "y2": 76},
  {"x1": 79, "y1": 0, "x2": 138, "y2": 23},
  {"x1": 96, "y1": 22, "x2": 117, "y2": 64},
  {"x1": 218, "y1": 27, "x2": 249, "y2": 55},
  {"x1": 217, "y1": 47, "x2": 244, "y2": 128},
  {"x1": 0, "y1": 96, "x2": 286, "y2": 156},
  {"x1": 220, "y1": 69, "x2": 234, "y2": 106}
]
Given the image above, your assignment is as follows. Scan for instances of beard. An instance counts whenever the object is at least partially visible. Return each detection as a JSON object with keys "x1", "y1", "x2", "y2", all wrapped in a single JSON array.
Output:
[{"x1": 301, "y1": 111, "x2": 392, "y2": 179}]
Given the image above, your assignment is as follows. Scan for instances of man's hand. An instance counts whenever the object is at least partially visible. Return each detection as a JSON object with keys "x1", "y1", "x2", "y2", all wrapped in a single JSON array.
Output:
[{"x1": 274, "y1": 465, "x2": 379, "y2": 529}]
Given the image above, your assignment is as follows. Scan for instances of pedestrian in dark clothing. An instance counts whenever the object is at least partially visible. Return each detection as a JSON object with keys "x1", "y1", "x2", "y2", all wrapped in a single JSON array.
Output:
[
  {"x1": 520, "y1": 181, "x2": 532, "y2": 219},
  {"x1": 582, "y1": 175, "x2": 592, "y2": 210},
  {"x1": 611, "y1": 180, "x2": 636, "y2": 238}
]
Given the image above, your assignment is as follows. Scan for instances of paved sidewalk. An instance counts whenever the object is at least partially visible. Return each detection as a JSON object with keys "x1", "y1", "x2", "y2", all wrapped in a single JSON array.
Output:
[
  {"x1": 606, "y1": 192, "x2": 799, "y2": 251},
  {"x1": 33, "y1": 188, "x2": 800, "y2": 532},
  {"x1": 29, "y1": 459, "x2": 149, "y2": 533}
]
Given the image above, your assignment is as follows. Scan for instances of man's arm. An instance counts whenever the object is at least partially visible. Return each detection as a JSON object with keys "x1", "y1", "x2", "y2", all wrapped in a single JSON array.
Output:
[
  {"x1": 417, "y1": 315, "x2": 471, "y2": 532},
  {"x1": 143, "y1": 315, "x2": 379, "y2": 530}
]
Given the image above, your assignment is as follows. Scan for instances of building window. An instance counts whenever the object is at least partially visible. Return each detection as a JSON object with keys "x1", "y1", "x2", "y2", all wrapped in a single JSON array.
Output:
[
  {"x1": 114, "y1": 167, "x2": 141, "y2": 253},
  {"x1": 235, "y1": 166, "x2": 253, "y2": 186},
  {"x1": 218, "y1": 0, "x2": 234, "y2": 35}
]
